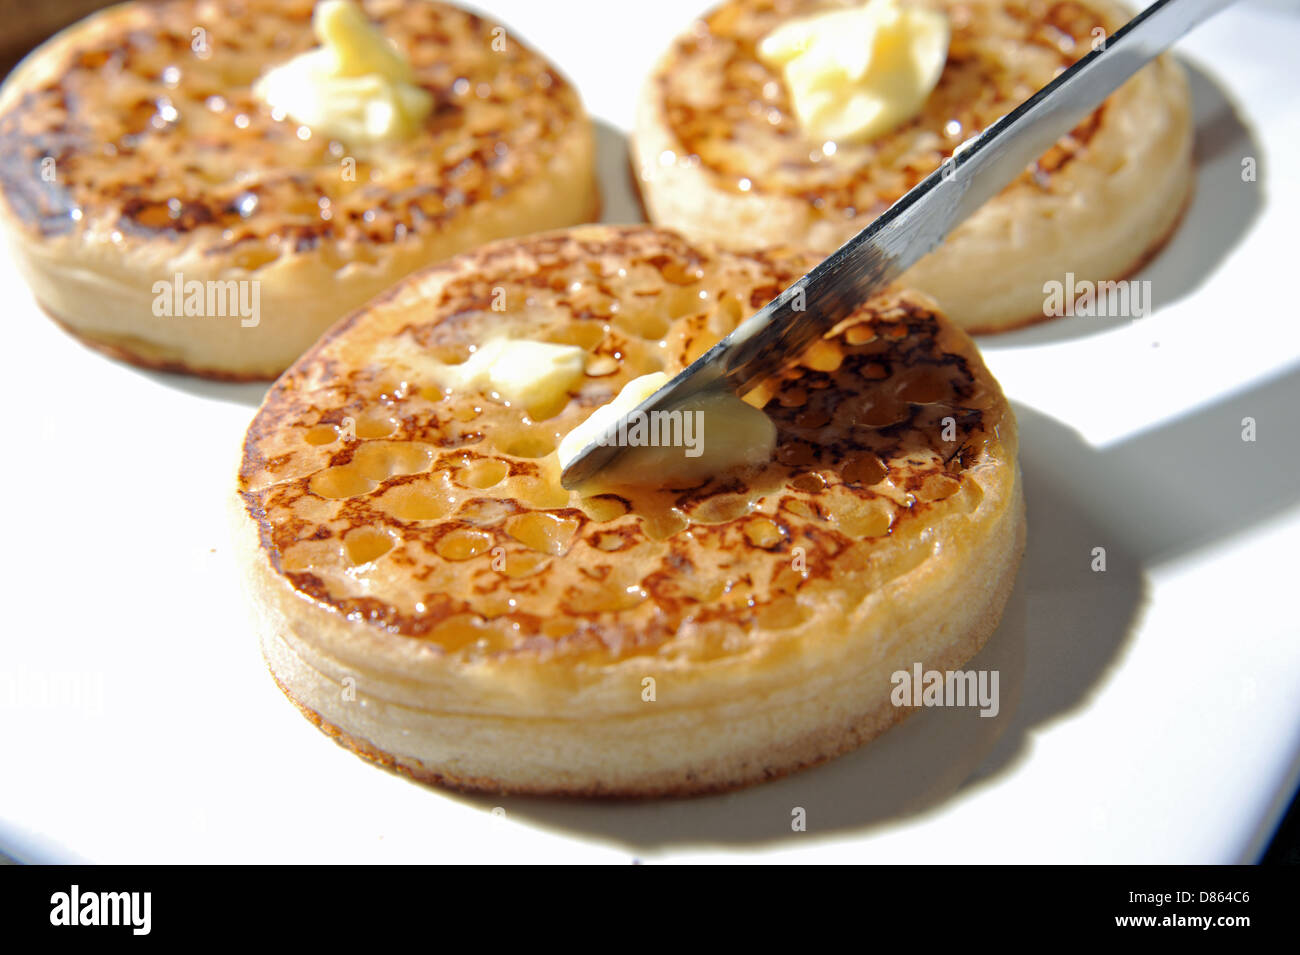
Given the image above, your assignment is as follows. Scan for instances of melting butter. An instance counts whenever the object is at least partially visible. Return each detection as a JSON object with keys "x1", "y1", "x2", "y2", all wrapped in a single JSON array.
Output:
[
  {"x1": 432, "y1": 338, "x2": 587, "y2": 409},
  {"x1": 558, "y1": 373, "x2": 777, "y2": 490},
  {"x1": 254, "y1": 0, "x2": 433, "y2": 145},
  {"x1": 758, "y1": 0, "x2": 949, "y2": 144}
]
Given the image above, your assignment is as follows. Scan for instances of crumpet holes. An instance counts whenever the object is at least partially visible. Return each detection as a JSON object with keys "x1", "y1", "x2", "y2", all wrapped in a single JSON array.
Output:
[
  {"x1": 845, "y1": 323, "x2": 876, "y2": 346},
  {"x1": 580, "y1": 495, "x2": 629, "y2": 522},
  {"x1": 775, "y1": 441, "x2": 816, "y2": 468},
  {"x1": 782, "y1": 497, "x2": 822, "y2": 521},
  {"x1": 565, "y1": 584, "x2": 648, "y2": 614},
  {"x1": 310, "y1": 465, "x2": 374, "y2": 499},
  {"x1": 895, "y1": 367, "x2": 950, "y2": 404},
  {"x1": 513, "y1": 476, "x2": 571, "y2": 510},
  {"x1": 690, "y1": 495, "x2": 752, "y2": 525},
  {"x1": 803, "y1": 340, "x2": 843, "y2": 372},
  {"x1": 524, "y1": 393, "x2": 572, "y2": 423},
  {"x1": 494, "y1": 430, "x2": 556, "y2": 459},
  {"x1": 826, "y1": 493, "x2": 894, "y2": 539},
  {"x1": 663, "y1": 285, "x2": 706, "y2": 320},
  {"x1": 916, "y1": 473, "x2": 961, "y2": 502},
  {"x1": 717, "y1": 293, "x2": 743, "y2": 328},
  {"x1": 790, "y1": 472, "x2": 827, "y2": 493},
  {"x1": 640, "y1": 507, "x2": 689, "y2": 540},
  {"x1": 311, "y1": 443, "x2": 433, "y2": 500},
  {"x1": 457, "y1": 498, "x2": 514, "y2": 525},
  {"x1": 592, "y1": 529, "x2": 636, "y2": 552},
  {"x1": 352, "y1": 442, "x2": 434, "y2": 481},
  {"x1": 435, "y1": 528, "x2": 493, "y2": 561},
  {"x1": 613, "y1": 309, "x2": 670, "y2": 340},
  {"x1": 427, "y1": 344, "x2": 473, "y2": 365},
  {"x1": 344, "y1": 527, "x2": 396, "y2": 566},
  {"x1": 742, "y1": 516, "x2": 785, "y2": 549},
  {"x1": 660, "y1": 260, "x2": 704, "y2": 286},
  {"x1": 304, "y1": 416, "x2": 395, "y2": 446},
  {"x1": 354, "y1": 415, "x2": 397, "y2": 438},
  {"x1": 843, "y1": 453, "x2": 888, "y2": 486},
  {"x1": 506, "y1": 511, "x2": 580, "y2": 555},
  {"x1": 584, "y1": 355, "x2": 619, "y2": 377},
  {"x1": 501, "y1": 550, "x2": 551, "y2": 578},
  {"x1": 456, "y1": 458, "x2": 509, "y2": 489},
  {"x1": 377, "y1": 482, "x2": 450, "y2": 522},
  {"x1": 304, "y1": 424, "x2": 339, "y2": 446},
  {"x1": 543, "y1": 323, "x2": 606, "y2": 349},
  {"x1": 793, "y1": 405, "x2": 832, "y2": 430},
  {"x1": 861, "y1": 361, "x2": 889, "y2": 380},
  {"x1": 854, "y1": 394, "x2": 909, "y2": 427}
]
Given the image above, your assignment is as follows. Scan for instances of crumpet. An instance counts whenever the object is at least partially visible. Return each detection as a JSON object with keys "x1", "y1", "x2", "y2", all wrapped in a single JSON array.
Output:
[
  {"x1": 634, "y1": 0, "x2": 1192, "y2": 333},
  {"x1": 0, "y1": 0, "x2": 598, "y2": 379},
  {"x1": 233, "y1": 225, "x2": 1025, "y2": 796}
]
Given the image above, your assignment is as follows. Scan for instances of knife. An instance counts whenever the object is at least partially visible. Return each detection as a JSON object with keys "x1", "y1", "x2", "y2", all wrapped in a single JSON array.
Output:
[{"x1": 560, "y1": 0, "x2": 1235, "y2": 489}]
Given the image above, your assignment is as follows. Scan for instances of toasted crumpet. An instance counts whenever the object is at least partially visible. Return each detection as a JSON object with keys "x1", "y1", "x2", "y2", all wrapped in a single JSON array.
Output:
[
  {"x1": 0, "y1": 0, "x2": 598, "y2": 379},
  {"x1": 634, "y1": 0, "x2": 1192, "y2": 333},
  {"x1": 233, "y1": 225, "x2": 1025, "y2": 796}
]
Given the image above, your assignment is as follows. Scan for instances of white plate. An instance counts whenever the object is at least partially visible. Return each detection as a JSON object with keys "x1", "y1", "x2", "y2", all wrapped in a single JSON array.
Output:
[{"x1": 1, "y1": 0, "x2": 1297, "y2": 863}]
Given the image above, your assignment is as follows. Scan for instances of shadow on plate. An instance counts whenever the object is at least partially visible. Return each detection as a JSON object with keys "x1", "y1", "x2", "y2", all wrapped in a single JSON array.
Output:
[
  {"x1": 594, "y1": 117, "x2": 648, "y2": 226},
  {"x1": 450, "y1": 363, "x2": 1300, "y2": 853},
  {"x1": 980, "y1": 58, "x2": 1264, "y2": 348},
  {"x1": 133, "y1": 365, "x2": 271, "y2": 407}
]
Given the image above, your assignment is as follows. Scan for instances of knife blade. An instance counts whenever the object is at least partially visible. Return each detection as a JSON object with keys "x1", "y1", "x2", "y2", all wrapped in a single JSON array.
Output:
[{"x1": 560, "y1": 0, "x2": 1235, "y2": 489}]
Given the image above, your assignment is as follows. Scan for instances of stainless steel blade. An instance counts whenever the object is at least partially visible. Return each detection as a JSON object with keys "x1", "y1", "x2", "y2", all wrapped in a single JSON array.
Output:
[{"x1": 561, "y1": 0, "x2": 1235, "y2": 488}]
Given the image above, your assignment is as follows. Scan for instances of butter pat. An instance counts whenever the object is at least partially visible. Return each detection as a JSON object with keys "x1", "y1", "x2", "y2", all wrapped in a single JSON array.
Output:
[
  {"x1": 557, "y1": 373, "x2": 665, "y2": 470},
  {"x1": 558, "y1": 373, "x2": 777, "y2": 489},
  {"x1": 254, "y1": 0, "x2": 433, "y2": 144},
  {"x1": 758, "y1": 0, "x2": 949, "y2": 144},
  {"x1": 437, "y1": 338, "x2": 586, "y2": 409}
]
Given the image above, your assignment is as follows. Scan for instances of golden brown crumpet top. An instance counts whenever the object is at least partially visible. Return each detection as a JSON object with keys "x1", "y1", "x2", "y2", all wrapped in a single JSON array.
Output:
[
  {"x1": 0, "y1": 0, "x2": 597, "y2": 378},
  {"x1": 0, "y1": 0, "x2": 583, "y2": 255},
  {"x1": 655, "y1": 0, "x2": 1112, "y2": 215},
  {"x1": 237, "y1": 226, "x2": 1013, "y2": 665}
]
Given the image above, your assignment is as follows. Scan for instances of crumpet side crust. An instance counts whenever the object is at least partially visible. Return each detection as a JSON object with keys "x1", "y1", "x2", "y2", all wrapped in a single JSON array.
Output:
[{"x1": 258, "y1": 501, "x2": 1024, "y2": 797}]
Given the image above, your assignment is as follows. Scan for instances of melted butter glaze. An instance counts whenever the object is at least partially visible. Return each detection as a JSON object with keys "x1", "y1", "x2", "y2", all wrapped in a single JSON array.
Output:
[
  {"x1": 0, "y1": 0, "x2": 582, "y2": 266},
  {"x1": 238, "y1": 227, "x2": 1014, "y2": 663},
  {"x1": 656, "y1": 0, "x2": 1113, "y2": 214}
]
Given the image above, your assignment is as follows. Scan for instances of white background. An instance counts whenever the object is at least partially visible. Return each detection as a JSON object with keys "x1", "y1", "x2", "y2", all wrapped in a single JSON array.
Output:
[{"x1": 0, "y1": 0, "x2": 1297, "y2": 863}]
